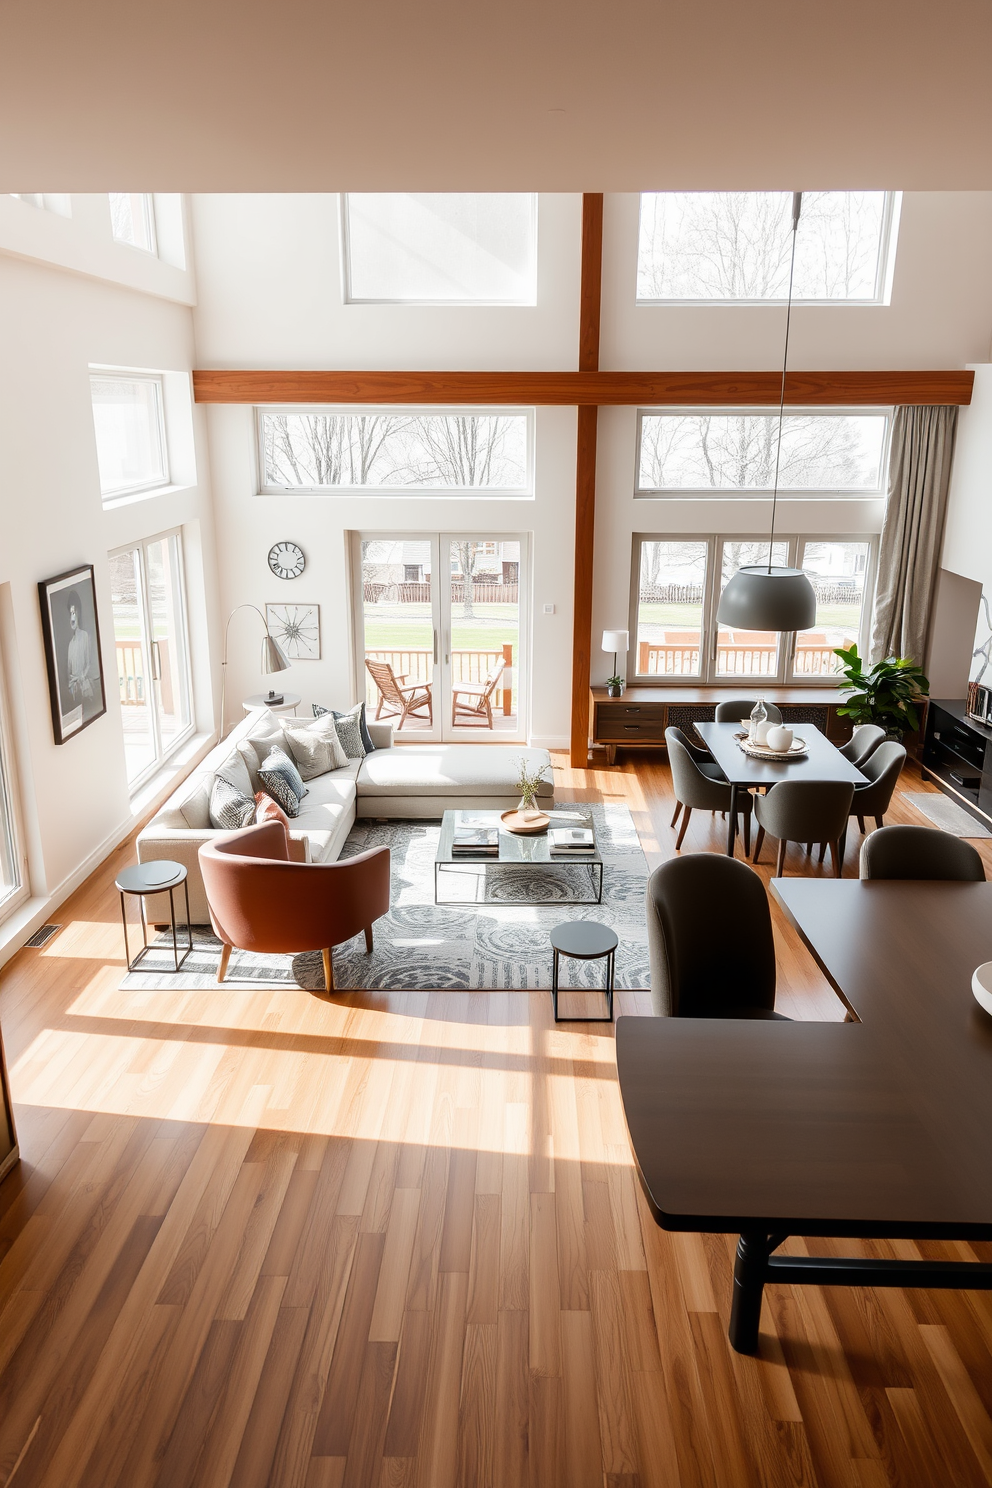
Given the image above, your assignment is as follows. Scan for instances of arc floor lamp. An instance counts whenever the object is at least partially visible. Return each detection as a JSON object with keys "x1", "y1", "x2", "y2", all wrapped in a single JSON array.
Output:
[{"x1": 219, "y1": 604, "x2": 290, "y2": 737}]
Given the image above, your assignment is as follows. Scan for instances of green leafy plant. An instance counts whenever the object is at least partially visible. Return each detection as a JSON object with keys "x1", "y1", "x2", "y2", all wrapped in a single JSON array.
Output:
[
  {"x1": 833, "y1": 644, "x2": 929, "y2": 738},
  {"x1": 606, "y1": 673, "x2": 624, "y2": 688}
]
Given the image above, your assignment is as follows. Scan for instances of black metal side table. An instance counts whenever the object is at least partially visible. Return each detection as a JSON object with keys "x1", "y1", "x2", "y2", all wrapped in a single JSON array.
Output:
[
  {"x1": 550, "y1": 920, "x2": 618, "y2": 1022},
  {"x1": 116, "y1": 861, "x2": 192, "y2": 973}
]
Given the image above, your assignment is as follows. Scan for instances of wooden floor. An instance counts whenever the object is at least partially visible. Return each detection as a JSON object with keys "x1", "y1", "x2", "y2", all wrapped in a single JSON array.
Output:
[{"x1": 2, "y1": 752, "x2": 992, "y2": 1487}]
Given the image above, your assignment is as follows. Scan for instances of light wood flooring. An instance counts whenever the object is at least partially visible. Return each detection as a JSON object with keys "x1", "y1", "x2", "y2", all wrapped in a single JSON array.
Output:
[{"x1": 2, "y1": 752, "x2": 992, "y2": 1487}]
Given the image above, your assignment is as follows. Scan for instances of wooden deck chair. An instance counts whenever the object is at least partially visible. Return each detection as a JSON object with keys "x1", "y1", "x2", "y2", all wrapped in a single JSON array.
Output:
[
  {"x1": 451, "y1": 658, "x2": 506, "y2": 728},
  {"x1": 365, "y1": 659, "x2": 433, "y2": 727}
]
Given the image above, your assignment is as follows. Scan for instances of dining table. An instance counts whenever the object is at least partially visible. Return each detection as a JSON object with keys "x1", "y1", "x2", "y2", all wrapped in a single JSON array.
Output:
[
  {"x1": 693, "y1": 720, "x2": 868, "y2": 857},
  {"x1": 615, "y1": 877, "x2": 992, "y2": 1353}
]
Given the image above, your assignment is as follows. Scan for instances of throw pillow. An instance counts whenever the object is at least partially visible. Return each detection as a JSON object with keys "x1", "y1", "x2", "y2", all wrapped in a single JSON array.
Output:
[
  {"x1": 254, "y1": 790, "x2": 291, "y2": 829},
  {"x1": 215, "y1": 749, "x2": 255, "y2": 801},
  {"x1": 257, "y1": 746, "x2": 308, "y2": 818},
  {"x1": 208, "y1": 774, "x2": 256, "y2": 830},
  {"x1": 178, "y1": 775, "x2": 213, "y2": 829},
  {"x1": 314, "y1": 700, "x2": 375, "y2": 755},
  {"x1": 236, "y1": 738, "x2": 263, "y2": 793},
  {"x1": 283, "y1": 715, "x2": 348, "y2": 781}
]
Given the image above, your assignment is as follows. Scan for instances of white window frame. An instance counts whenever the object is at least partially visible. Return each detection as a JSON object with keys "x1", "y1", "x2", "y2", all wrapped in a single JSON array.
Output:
[
  {"x1": 0, "y1": 646, "x2": 27, "y2": 925},
  {"x1": 634, "y1": 406, "x2": 893, "y2": 500},
  {"x1": 635, "y1": 191, "x2": 901, "y2": 307},
  {"x1": 628, "y1": 532, "x2": 878, "y2": 688},
  {"x1": 255, "y1": 405, "x2": 536, "y2": 499},
  {"x1": 340, "y1": 193, "x2": 538, "y2": 306},
  {"x1": 110, "y1": 528, "x2": 195, "y2": 794},
  {"x1": 91, "y1": 371, "x2": 170, "y2": 505},
  {"x1": 109, "y1": 192, "x2": 158, "y2": 255}
]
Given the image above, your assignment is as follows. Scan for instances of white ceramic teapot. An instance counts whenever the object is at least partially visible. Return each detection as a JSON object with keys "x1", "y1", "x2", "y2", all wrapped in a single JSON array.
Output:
[{"x1": 766, "y1": 724, "x2": 794, "y2": 752}]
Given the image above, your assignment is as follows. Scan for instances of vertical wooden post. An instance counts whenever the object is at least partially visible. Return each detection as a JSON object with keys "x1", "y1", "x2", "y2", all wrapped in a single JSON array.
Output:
[
  {"x1": 501, "y1": 641, "x2": 513, "y2": 716},
  {"x1": 570, "y1": 193, "x2": 604, "y2": 768}
]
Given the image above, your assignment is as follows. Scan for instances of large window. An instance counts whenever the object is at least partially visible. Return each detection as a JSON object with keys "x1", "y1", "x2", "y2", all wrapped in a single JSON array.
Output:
[
  {"x1": 110, "y1": 533, "x2": 193, "y2": 789},
  {"x1": 343, "y1": 194, "x2": 537, "y2": 304},
  {"x1": 636, "y1": 409, "x2": 889, "y2": 498},
  {"x1": 8, "y1": 193, "x2": 71, "y2": 216},
  {"x1": 637, "y1": 192, "x2": 899, "y2": 304},
  {"x1": 258, "y1": 408, "x2": 532, "y2": 496},
  {"x1": 91, "y1": 374, "x2": 168, "y2": 502},
  {"x1": 631, "y1": 535, "x2": 875, "y2": 685},
  {"x1": 109, "y1": 193, "x2": 157, "y2": 253}
]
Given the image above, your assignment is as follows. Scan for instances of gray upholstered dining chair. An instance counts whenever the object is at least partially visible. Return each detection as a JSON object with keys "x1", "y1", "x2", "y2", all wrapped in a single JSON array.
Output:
[
  {"x1": 714, "y1": 699, "x2": 783, "y2": 724},
  {"x1": 860, "y1": 824, "x2": 986, "y2": 881},
  {"x1": 753, "y1": 779, "x2": 855, "y2": 876},
  {"x1": 667, "y1": 727, "x2": 753, "y2": 853},
  {"x1": 849, "y1": 741, "x2": 906, "y2": 833},
  {"x1": 646, "y1": 854, "x2": 789, "y2": 1019},
  {"x1": 838, "y1": 723, "x2": 886, "y2": 768}
]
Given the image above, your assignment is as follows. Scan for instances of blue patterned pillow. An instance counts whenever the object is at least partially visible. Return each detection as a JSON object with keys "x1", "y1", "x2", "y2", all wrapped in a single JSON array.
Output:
[
  {"x1": 208, "y1": 774, "x2": 256, "y2": 830},
  {"x1": 257, "y1": 746, "x2": 308, "y2": 818},
  {"x1": 313, "y1": 700, "x2": 375, "y2": 755}
]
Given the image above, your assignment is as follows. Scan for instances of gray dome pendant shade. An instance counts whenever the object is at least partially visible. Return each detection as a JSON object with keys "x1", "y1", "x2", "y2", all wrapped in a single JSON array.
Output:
[
  {"x1": 716, "y1": 192, "x2": 817, "y2": 635},
  {"x1": 718, "y1": 565, "x2": 816, "y2": 630}
]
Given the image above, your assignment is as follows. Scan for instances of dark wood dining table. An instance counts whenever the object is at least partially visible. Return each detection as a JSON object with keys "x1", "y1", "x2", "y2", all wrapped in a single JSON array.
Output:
[
  {"x1": 616, "y1": 878, "x2": 992, "y2": 1353},
  {"x1": 694, "y1": 720, "x2": 867, "y2": 856}
]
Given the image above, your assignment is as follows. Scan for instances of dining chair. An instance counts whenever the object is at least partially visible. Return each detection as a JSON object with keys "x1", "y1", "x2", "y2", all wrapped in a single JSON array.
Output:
[
  {"x1": 645, "y1": 854, "x2": 789, "y2": 1019},
  {"x1": 838, "y1": 723, "x2": 886, "y2": 768},
  {"x1": 849, "y1": 741, "x2": 906, "y2": 833},
  {"x1": 666, "y1": 727, "x2": 752, "y2": 853},
  {"x1": 714, "y1": 699, "x2": 783, "y2": 725},
  {"x1": 753, "y1": 779, "x2": 855, "y2": 876},
  {"x1": 860, "y1": 824, "x2": 986, "y2": 881}
]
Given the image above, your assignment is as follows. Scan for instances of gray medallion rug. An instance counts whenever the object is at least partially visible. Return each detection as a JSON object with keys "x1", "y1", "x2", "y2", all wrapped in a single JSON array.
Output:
[
  {"x1": 903, "y1": 792, "x2": 992, "y2": 839},
  {"x1": 121, "y1": 803, "x2": 650, "y2": 992}
]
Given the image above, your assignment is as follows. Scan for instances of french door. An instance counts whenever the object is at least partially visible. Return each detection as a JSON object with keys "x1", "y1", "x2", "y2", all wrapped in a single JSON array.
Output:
[
  {"x1": 354, "y1": 533, "x2": 529, "y2": 742},
  {"x1": 109, "y1": 531, "x2": 193, "y2": 789}
]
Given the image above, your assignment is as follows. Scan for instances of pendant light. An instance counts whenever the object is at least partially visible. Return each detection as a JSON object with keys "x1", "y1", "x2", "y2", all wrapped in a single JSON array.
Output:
[{"x1": 716, "y1": 192, "x2": 817, "y2": 633}]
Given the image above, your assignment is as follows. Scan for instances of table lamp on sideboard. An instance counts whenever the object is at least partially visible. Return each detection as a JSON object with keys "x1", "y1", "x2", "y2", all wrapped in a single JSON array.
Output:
[{"x1": 602, "y1": 630, "x2": 629, "y2": 697}]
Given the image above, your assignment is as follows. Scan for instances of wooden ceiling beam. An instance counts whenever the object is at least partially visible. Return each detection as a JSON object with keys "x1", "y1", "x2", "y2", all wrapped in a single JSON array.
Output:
[{"x1": 192, "y1": 369, "x2": 974, "y2": 407}]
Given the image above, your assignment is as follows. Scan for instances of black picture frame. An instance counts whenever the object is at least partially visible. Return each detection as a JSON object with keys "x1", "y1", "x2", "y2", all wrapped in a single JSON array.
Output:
[{"x1": 38, "y1": 564, "x2": 108, "y2": 744}]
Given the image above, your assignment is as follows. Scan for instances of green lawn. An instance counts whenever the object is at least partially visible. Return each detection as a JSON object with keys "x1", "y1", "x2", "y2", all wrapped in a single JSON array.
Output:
[{"x1": 364, "y1": 603, "x2": 518, "y2": 657}]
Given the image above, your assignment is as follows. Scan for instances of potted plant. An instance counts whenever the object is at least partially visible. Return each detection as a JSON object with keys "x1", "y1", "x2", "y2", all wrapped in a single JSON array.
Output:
[
  {"x1": 606, "y1": 673, "x2": 624, "y2": 698},
  {"x1": 514, "y1": 756, "x2": 552, "y2": 812},
  {"x1": 833, "y1": 644, "x2": 930, "y2": 740}
]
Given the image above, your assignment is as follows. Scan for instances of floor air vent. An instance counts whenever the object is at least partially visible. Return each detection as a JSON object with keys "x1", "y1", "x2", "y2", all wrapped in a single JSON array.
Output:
[{"x1": 25, "y1": 924, "x2": 62, "y2": 948}]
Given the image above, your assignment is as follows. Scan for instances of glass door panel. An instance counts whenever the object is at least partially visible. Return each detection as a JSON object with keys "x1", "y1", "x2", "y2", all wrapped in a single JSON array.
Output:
[
  {"x1": 110, "y1": 548, "x2": 156, "y2": 785},
  {"x1": 146, "y1": 535, "x2": 191, "y2": 756},
  {"x1": 360, "y1": 538, "x2": 439, "y2": 738},
  {"x1": 445, "y1": 538, "x2": 523, "y2": 738},
  {"x1": 714, "y1": 540, "x2": 789, "y2": 680},
  {"x1": 634, "y1": 540, "x2": 708, "y2": 678},
  {"x1": 792, "y1": 540, "x2": 871, "y2": 679}
]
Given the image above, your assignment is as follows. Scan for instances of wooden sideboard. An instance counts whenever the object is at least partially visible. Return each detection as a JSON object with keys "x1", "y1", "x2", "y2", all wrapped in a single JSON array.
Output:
[{"x1": 589, "y1": 686, "x2": 851, "y2": 764}]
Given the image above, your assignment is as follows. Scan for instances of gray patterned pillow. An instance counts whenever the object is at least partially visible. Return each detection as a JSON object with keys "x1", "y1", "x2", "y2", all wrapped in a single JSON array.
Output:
[
  {"x1": 257, "y1": 746, "x2": 307, "y2": 817},
  {"x1": 329, "y1": 702, "x2": 365, "y2": 759},
  {"x1": 313, "y1": 700, "x2": 375, "y2": 755},
  {"x1": 208, "y1": 774, "x2": 256, "y2": 830},
  {"x1": 283, "y1": 715, "x2": 348, "y2": 780}
]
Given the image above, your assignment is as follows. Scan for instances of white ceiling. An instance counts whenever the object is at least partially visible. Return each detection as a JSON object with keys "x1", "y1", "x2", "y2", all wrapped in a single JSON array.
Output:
[{"x1": 2, "y1": 0, "x2": 991, "y2": 189}]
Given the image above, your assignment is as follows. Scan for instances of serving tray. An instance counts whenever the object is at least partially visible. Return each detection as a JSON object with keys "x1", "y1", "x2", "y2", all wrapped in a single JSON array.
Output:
[{"x1": 734, "y1": 732, "x2": 808, "y2": 761}]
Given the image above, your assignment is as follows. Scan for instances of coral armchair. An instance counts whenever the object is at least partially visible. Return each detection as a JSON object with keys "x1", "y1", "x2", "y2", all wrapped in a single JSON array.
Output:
[{"x1": 199, "y1": 821, "x2": 390, "y2": 992}]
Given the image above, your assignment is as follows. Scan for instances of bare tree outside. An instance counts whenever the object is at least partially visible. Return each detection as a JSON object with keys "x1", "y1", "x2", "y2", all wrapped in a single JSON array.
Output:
[
  {"x1": 262, "y1": 412, "x2": 527, "y2": 491},
  {"x1": 637, "y1": 191, "x2": 889, "y2": 302},
  {"x1": 637, "y1": 412, "x2": 886, "y2": 493}
]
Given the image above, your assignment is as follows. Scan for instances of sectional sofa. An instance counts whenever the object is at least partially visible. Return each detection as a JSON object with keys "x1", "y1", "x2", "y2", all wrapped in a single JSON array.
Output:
[{"x1": 137, "y1": 707, "x2": 555, "y2": 922}]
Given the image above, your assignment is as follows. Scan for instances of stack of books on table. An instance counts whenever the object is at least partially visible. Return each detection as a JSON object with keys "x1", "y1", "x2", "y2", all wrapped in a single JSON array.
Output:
[
  {"x1": 549, "y1": 826, "x2": 595, "y2": 852},
  {"x1": 451, "y1": 816, "x2": 500, "y2": 855}
]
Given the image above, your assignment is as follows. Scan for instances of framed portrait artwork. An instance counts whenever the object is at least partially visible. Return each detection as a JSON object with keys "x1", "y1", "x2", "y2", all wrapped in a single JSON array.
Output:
[{"x1": 39, "y1": 564, "x2": 108, "y2": 744}]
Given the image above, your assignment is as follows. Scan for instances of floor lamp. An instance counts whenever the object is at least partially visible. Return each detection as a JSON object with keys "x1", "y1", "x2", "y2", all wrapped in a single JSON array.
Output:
[{"x1": 219, "y1": 604, "x2": 290, "y2": 737}]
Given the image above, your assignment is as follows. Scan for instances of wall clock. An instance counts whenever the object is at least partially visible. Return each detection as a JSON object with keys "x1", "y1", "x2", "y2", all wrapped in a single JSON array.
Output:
[{"x1": 268, "y1": 541, "x2": 306, "y2": 580}]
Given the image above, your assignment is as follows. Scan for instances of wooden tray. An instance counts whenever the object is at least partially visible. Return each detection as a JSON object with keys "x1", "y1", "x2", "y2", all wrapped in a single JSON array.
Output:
[{"x1": 500, "y1": 809, "x2": 551, "y2": 835}]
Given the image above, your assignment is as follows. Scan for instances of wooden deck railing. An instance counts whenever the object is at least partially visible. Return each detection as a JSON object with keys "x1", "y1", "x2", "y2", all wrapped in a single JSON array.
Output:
[
  {"x1": 117, "y1": 642, "x2": 145, "y2": 704},
  {"x1": 637, "y1": 641, "x2": 841, "y2": 678},
  {"x1": 365, "y1": 643, "x2": 515, "y2": 722}
]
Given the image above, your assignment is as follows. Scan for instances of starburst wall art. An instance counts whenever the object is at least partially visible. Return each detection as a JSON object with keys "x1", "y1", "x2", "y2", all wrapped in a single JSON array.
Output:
[{"x1": 265, "y1": 604, "x2": 321, "y2": 660}]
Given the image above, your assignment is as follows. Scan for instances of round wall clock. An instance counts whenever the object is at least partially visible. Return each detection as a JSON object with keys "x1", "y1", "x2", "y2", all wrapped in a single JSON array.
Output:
[{"x1": 268, "y1": 541, "x2": 306, "y2": 580}]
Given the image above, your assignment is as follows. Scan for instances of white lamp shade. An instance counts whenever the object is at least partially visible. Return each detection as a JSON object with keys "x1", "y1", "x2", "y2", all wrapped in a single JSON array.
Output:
[{"x1": 602, "y1": 629, "x2": 629, "y2": 654}]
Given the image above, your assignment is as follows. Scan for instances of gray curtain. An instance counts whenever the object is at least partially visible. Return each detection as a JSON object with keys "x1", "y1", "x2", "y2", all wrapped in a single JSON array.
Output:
[{"x1": 871, "y1": 404, "x2": 957, "y2": 664}]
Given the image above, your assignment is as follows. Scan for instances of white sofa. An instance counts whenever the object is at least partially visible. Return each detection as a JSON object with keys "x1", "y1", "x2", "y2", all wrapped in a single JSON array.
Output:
[{"x1": 137, "y1": 708, "x2": 554, "y2": 923}]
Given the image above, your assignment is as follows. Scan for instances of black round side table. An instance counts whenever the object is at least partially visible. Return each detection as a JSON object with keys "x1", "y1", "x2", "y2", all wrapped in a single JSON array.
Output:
[
  {"x1": 116, "y1": 861, "x2": 192, "y2": 973},
  {"x1": 550, "y1": 920, "x2": 618, "y2": 1023}
]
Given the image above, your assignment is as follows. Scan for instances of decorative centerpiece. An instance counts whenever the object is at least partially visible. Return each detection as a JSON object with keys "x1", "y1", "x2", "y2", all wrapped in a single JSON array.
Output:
[{"x1": 501, "y1": 757, "x2": 553, "y2": 834}]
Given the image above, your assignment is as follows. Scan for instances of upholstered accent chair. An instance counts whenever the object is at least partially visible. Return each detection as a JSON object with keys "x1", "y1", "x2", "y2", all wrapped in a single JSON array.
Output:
[{"x1": 199, "y1": 820, "x2": 390, "y2": 992}]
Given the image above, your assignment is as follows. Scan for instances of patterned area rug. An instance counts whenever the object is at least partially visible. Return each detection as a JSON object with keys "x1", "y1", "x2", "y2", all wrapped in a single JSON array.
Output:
[
  {"x1": 903, "y1": 792, "x2": 992, "y2": 839},
  {"x1": 121, "y1": 803, "x2": 649, "y2": 991}
]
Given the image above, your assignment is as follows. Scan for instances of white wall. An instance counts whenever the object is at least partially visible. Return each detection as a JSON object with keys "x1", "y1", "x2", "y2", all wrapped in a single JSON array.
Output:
[
  {"x1": 939, "y1": 364, "x2": 992, "y2": 687},
  {"x1": 192, "y1": 194, "x2": 583, "y2": 747},
  {"x1": 0, "y1": 208, "x2": 218, "y2": 961}
]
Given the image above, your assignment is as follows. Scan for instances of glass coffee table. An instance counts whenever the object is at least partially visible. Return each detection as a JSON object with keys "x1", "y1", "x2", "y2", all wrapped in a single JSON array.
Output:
[{"x1": 435, "y1": 807, "x2": 603, "y2": 906}]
